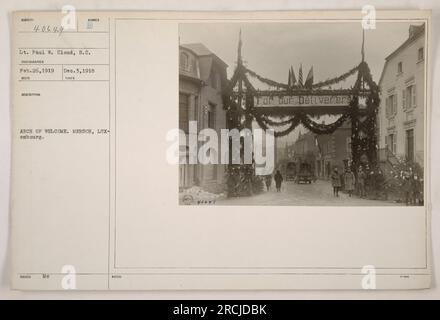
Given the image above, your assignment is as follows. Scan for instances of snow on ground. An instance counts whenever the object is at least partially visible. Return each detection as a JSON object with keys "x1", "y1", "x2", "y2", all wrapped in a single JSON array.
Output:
[{"x1": 179, "y1": 186, "x2": 225, "y2": 205}]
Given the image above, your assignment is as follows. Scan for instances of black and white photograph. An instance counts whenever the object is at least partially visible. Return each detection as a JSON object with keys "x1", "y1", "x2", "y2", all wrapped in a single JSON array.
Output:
[{"x1": 179, "y1": 21, "x2": 427, "y2": 206}]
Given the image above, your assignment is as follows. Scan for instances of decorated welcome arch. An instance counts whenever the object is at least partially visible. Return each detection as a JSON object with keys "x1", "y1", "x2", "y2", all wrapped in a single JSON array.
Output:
[{"x1": 223, "y1": 31, "x2": 380, "y2": 197}]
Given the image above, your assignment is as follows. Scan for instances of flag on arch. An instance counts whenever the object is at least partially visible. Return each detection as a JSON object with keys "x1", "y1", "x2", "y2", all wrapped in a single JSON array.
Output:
[
  {"x1": 305, "y1": 66, "x2": 314, "y2": 88},
  {"x1": 287, "y1": 68, "x2": 292, "y2": 88},
  {"x1": 290, "y1": 66, "x2": 296, "y2": 87}
]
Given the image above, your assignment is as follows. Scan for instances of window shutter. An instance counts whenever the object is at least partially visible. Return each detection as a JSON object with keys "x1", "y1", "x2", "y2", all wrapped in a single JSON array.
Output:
[
  {"x1": 388, "y1": 97, "x2": 392, "y2": 116},
  {"x1": 393, "y1": 95, "x2": 397, "y2": 114},
  {"x1": 402, "y1": 89, "x2": 406, "y2": 110},
  {"x1": 385, "y1": 97, "x2": 389, "y2": 117},
  {"x1": 393, "y1": 139, "x2": 396, "y2": 154},
  {"x1": 412, "y1": 85, "x2": 416, "y2": 108}
]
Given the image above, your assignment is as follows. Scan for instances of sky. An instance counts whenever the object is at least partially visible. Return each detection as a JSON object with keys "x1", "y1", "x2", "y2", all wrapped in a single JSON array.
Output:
[{"x1": 179, "y1": 21, "x2": 422, "y2": 144}]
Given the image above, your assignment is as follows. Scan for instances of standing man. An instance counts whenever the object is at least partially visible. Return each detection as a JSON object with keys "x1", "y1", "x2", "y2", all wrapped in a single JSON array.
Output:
[
  {"x1": 357, "y1": 167, "x2": 366, "y2": 198},
  {"x1": 331, "y1": 168, "x2": 341, "y2": 197},
  {"x1": 265, "y1": 174, "x2": 272, "y2": 191},
  {"x1": 344, "y1": 168, "x2": 355, "y2": 197},
  {"x1": 274, "y1": 170, "x2": 283, "y2": 192}
]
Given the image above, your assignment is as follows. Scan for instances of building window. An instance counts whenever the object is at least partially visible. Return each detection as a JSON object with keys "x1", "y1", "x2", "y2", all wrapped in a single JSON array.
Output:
[
  {"x1": 386, "y1": 133, "x2": 396, "y2": 154},
  {"x1": 406, "y1": 129, "x2": 414, "y2": 162},
  {"x1": 194, "y1": 96, "x2": 199, "y2": 123},
  {"x1": 179, "y1": 93, "x2": 189, "y2": 132},
  {"x1": 209, "y1": 70, "x2": 221, "y2": 91},
  {"x1": 418, "y1": 47, "x2": 424, "y2": 61},
  {"x1": 405, "y1": 110, "x2": 414, "y2": 122},
  {"x1": 403, "y1": 85, "x2": 416, "y2": 110},
  {"x1": 397, "y1": 61, "x2": 403, "y2": 74},
  {"x1": 179, "y1": 157, "x2": 186, "y2": 187},
  {"x1": 180, "y1": 52, "x2": 189, "y2": 71},
  {"x1": 207, "y1": 102, "x2": 216, "y2": 129},
  {"x1": 385, "y1": 94, "x2": 397, "y2": 117}
]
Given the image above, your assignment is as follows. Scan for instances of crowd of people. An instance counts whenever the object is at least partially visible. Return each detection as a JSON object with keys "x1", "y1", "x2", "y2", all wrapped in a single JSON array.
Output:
[
  {"x1": 263, "y1": 165, "x2": 422, "y2": 205},
  {"x1": 263, "y1": 163, "x2": 423, "y2": 205}
]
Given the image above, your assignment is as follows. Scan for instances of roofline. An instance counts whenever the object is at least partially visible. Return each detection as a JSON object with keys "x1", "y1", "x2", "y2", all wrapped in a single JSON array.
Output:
[
  {"x1": 179, "y1": 73, "x2": 203, "y2": 86},
  {"x1": 384, "y1": 26, "x2": 425, "y2": 62},
  {"x1": 378, "y1": 60, "x2": 387, "y2": 86},
  {"x1": 378, "y1": 25, "x2": 425, "y2": 86},
  {"x1": 179, "y1": 44, "x2": 228, "y2": 68}
]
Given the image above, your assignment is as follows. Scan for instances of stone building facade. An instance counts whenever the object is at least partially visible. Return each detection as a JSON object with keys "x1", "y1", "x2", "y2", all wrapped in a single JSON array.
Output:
[
  {"x1": 378, "y1": 24, "x2": 425, "y2": 167},
  {"x1": 179, "y1": 43, "x2": 228, "y2": 193}
]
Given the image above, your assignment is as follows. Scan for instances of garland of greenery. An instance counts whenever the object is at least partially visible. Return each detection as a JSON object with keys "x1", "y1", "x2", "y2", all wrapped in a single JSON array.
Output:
[
  {"x1": 252, "y1": 109, "x2": 352, "y2": 137},
  {"x1": 347, "y1": 61, "x2": 381, "y2": 179},
  {"x1": 244, "y1": 67, "x2": 289, "y2": 89},
  {"x1": 311, "y1": 65, "x2": 360, "y2": 88},
  {"x1": 226, "y1": 164, "x2": 264, "y2": 197},
  {"x1": 300, "y1": 111, "x2": 351, "y2": 134},
  {"x1": 253, "y1": 113, "x2": 302, "y2": 137},
  {"x1": 258, "y1": 115, "x2": 298, "y2": 127},
  {"x1": 243, "y1": 64, "x2": 360, "y2": 90}
]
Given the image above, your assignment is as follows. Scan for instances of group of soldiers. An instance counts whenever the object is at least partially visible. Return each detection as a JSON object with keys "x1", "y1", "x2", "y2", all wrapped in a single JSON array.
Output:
[
  {"x1": 330, "y1": 167, "x2": 365, "y2": 198},
  {"x1": 331, "y1": 165, "x2": 423, "y2": 205}
]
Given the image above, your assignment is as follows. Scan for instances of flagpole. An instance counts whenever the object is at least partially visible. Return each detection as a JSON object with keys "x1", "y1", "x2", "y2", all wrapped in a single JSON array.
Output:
[
  {"x1": 237, "y1": 29, "x2": 243, "y2": 66},
  {"x1": 361, "y1": 29, "x2": 366, "y2": 91},
  {"x1": 361, "y1": 29, "x2": 365, "y2": 62}
]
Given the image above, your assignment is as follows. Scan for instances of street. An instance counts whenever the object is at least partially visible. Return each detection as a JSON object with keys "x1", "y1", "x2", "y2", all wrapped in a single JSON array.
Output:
[{"x1": 216, "y1": 179, "x2": 396, "y2": 206}]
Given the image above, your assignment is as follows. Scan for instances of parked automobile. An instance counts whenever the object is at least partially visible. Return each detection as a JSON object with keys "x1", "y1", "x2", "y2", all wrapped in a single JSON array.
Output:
[
  {"x1": 296, "y1": 162, "x2": 315, "y2": 184},
  {"x1": 286, "y1": 162, "x2": 297, "y2": 181}
]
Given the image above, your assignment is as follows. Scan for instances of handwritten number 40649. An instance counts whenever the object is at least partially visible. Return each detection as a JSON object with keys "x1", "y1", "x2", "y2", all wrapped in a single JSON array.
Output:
[{"x1": 33, "y1": 25, "x2": 64, "y2": 35}]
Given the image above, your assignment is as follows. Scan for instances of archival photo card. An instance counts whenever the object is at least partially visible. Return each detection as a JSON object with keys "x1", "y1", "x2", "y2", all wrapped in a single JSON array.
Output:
[{"x1": 10, "y1": 10, "x2": 431, "y2": 290}]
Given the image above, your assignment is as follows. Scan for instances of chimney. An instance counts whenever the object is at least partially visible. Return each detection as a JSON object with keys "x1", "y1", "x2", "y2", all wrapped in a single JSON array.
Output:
[{"x1": 408, "y1": 25, "x2": 423, "y2": 38}]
